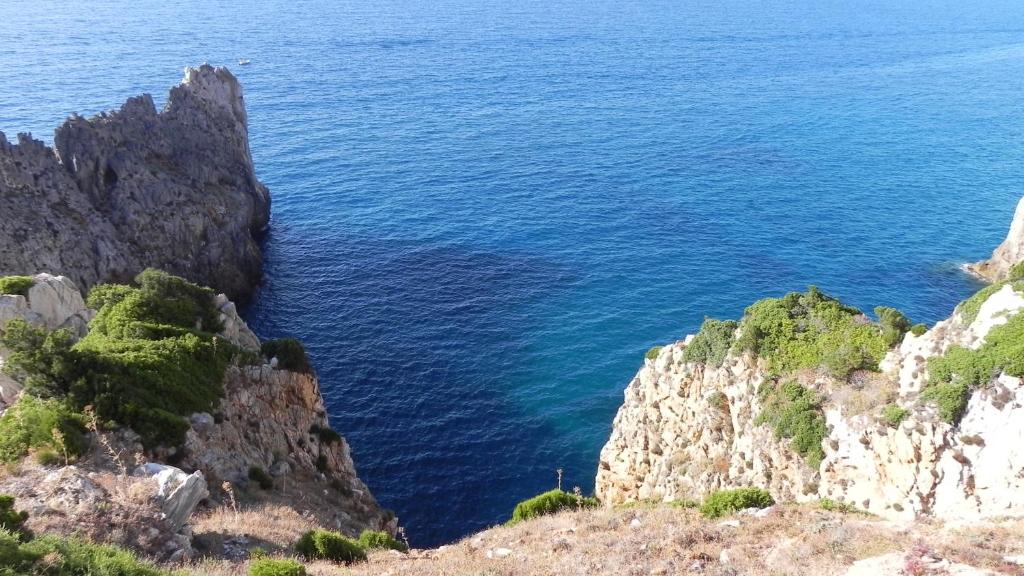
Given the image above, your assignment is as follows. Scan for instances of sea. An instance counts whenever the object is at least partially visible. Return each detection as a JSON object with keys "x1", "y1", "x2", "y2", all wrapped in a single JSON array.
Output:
[{"x1": 2, "y1": 0, "x2": 1023, "y2": 546}]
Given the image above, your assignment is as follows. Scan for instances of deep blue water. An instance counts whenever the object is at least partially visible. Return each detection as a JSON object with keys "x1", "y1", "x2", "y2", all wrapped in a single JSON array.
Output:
[{"x1": 2, "y1": 0, "x2": 1024, "y2": 546}]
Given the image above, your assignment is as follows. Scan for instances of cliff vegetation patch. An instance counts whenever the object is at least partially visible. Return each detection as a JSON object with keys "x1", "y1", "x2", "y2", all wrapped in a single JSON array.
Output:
[
  {"x1": 683, "y1": 319, "x2": 738, "y2": 367},
  {"x1": 699, "y1": 487, "x2": 774, "y2": 519},
  {"x1": 0, "y1": 395, "x2": 86, "y2": 464},
  {"x1": 755, "y1": 380, "x2": 827, "y2": 468},
  {"x1": 509, "y1": 489, "x2": 600, "y2": 525},
  {"x1": 0, "y1": 269, "x2": 241, "y2": 449},
  {"x1": 0, "y1": 276, "x2": 34, "y2": 297},
  {"x1": 923, "y1": 312, "x2": 1024, "y2": 423},
  {"x1": 732, "y1": 286, "x2": 892, "y2": 379}
]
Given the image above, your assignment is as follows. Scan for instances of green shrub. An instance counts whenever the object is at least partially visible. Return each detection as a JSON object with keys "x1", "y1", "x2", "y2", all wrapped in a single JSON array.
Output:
[
  {"x1": 295, "y1": 529, "x2": 365, "y2": 564},
  {"x1": 509, "y1": 489, "x2": 599, "y2": 525},
  {"x1": 923, "y1": 312, "x2": 1024, "y2": 423},
  {"x1": 910, "y1": 324, "x2": 928, "y2": 337},
  {"x1": 957, "y1": 282, "x2": 1007, "y2": 325},
  {"x1": 875, "y1": 306, "x2": 912, "y2": 348},
  {"x1": 699, "y1": 488, "x2": 774, "y2": 519},
  {"x1": 357, "y1": 530, "x2": 407, "y2": 552},
  {"x1": 0, "y1": 496, "x2": 27, "y2": 536},
  {"x1": 1010, "y1": 261, "x2": 1024, "y2": 281},
  {"x1": 683, "y1": 319, "x2": 738, "y2": 367},
  {"x1": 755, "y1": 381, "x2": 826, "y2": 468},
  {"x1": 0, "y1": 395, "x2": 86, "y2": 464},
  {"x1": 644, "y1": 346, "x2": 662, "y2": 361},
  {"x1": 732, "y1": 287, "x2": 889, "y2": 379},
  {"x1": 0, "y1": 320, "x2": 80, "y2": 398},
  {"x1": 250, "y1": 558, "x2": 307, "y2": 576},
  {"x1": 310, "y1": 425, "x2": 341, "y2": 444},
  {"x1": 262, "y1": 339, "x2": 312, "y2": 373},
  {"x1": 881, "y1": 404, "x2": 909, "y2": 427},
  {"x1": 668, "y1": 499, "x2": 700, "y2": 509},
  {"x1": 34, "y1": 449, "x2": 60, "y2": 467},
  {"x1": 10, "y1": 534, "x2": 170, "y2": 575},
  {"x1": 249, "y1": 467, "x2": 274, "y2": 490},
  {"x1": 0, "y1": 276, "x2": 34, "y2": 297}
]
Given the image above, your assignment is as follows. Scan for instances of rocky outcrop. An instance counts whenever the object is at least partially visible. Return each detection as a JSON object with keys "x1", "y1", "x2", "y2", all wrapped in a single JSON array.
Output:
[
  {"x1": 135, "y1": 463, "x2": 210, "y2": 532},
  {"x1": 967, "y1": 197, "x2": 1024, "y2": 282},
  {"x1": 598, "y1": 227, "x2": 1024, "y2": 522},
  {"x1": 0, "y1": 65, "x2": 270, "y2": 302},
  {"x1": 180, "y1": 364, "x2": 394, "y2": 536}
]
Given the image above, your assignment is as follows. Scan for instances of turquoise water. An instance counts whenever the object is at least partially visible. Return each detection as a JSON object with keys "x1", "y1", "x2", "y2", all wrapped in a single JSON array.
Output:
[{"x1": 2, "y1": 0, "x2": 1024, "y2": 545}]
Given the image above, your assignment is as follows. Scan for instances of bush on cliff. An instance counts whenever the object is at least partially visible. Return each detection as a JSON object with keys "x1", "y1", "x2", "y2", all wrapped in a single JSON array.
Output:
[
  {"x1": 250, "y1": 558, "x2": 307, "y2": 576},
  {"x1": 755, "y1": 380, "x2": 826, "y2": 468},
  {"x1": 509, "y1": 489, "x2": 599, "y2": 525},
  {"x1": 295, "y1": 529, "x2": 366, "y2": 564},
  {"x1": 875, "y1": 306, "x2": 912, "y2": 348},
  {"x1": 683, "y1": 318, "x2": 738, "y2": 367},
  {"x1": 1, "y1": 269, "x2": 235, "y2": 448},
  {"x1": 2, "y1": 533, "x2": 170, "y2": 576},
  {"x1": 0, "y1": 496, "x2": 28, "y2": 537},
  {"x1": 924, "y1": 312, "x2": 1024, "y2": 423},
  {"x1": 0, "y1": 395, "x2": 86, "y2": 464},
  {"x1": 0, "y1": 276, "x2": 34, "y2": 297},
  {"x1": 262, "y1": 338, "x2": 311, "y2": 373},
  {"x1": 358, "y1": 530, "x2": 407, "y2": 552},
  {"x1": 699, "y1": 487, "x2": 774, "y2": 519},
  {"x1": 732, "y1": 286, "x2": 890, "y2": 379}
]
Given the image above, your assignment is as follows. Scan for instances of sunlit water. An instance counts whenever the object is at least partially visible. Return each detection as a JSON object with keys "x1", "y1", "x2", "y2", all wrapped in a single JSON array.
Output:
[{"x1": 2, "y1": 0, "x2": 1023, "y2": 545}]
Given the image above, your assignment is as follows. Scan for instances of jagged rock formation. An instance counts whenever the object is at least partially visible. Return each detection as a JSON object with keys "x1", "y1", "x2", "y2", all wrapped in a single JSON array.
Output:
[
  {"x1": 0, "y1": 65, "x2": 270, "y2": 302},
  {"x1": 968, "y1": 196, "x2": 1024, "y2": 282},
  {"x1": 598, "y1": 207, "x2": 1024, "y2": 522}
]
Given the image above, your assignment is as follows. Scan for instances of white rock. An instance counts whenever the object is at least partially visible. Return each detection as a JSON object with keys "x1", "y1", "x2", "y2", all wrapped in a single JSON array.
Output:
[{"x1": 486, "y1": 547, "x2": 513, "y2": 559}]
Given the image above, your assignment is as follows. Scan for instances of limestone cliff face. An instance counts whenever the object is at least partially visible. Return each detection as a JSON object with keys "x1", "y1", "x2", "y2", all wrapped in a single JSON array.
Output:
[
  {"x1": 598, "y1": 252, "x2": 1024, "y2": 522},
  {"x1": 968, "y1": 197, "x2": 1024, "y2": 282},
  {"x1": 0, "y1": 65, "x2": 270, "y2": 302}
]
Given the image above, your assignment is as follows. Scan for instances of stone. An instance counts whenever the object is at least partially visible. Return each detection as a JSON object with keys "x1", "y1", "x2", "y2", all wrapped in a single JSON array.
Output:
[
  {"x1": 487, "y1": 547, "x2": 513, "y2": 559},
  {"x1": 0, "y1": 65, "x2": 270, "y2": 302},
  {"x1": 967, "y1": 196, "x2": 1024, "y2": 282},
  {"x1": 135, "y1": 463, "x2": 209, "y2": 531}
]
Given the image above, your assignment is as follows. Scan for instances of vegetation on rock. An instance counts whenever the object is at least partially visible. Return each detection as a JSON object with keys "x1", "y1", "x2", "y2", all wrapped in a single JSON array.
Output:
[
  {"x1": 0, "y1": 276, "x2": 34, "y2": 297},
  {"x1": 262, "y1": 339, "x2": 311, "y2": 373},
  {"x1": 755, "y1": 380, "x2": 827, "y2": 468},
  {"x1": 881, "y1": 404, "x2": 910, "y2": 427},
  {"x1": 699, "y1": 487, "x2": 774, "y2": 519},
  {"x1": 0, "y1": 395, "x2": 86, "y2": 464},
  {"x1": 250, "y1": 558, "x2": 307, "y2": 576},
  {"x1": 924, "y1": 312, "x2": 1024, "y2": 423},
  {"x1": 732, "y1": 287, "x2": 890, "y2": 379},
  {"x1": 683, "y1": 319, "x2": 738, "y2": 367},
  {"x1": 509, "y1": 489, "x2": 600, "y2": 525},
  {"x1": 0, "y1": 524, "x2": 169, "y2": 576},
  {"x1": 0, "y1": 269, "x2": 236, "y2": 448},
  {"x1": 644, "y1": 346, "x2": 662, "y2": 361},
  {"x1": 357, "y1": 530, "x2": 408, "y2": 552},
  {"x1": 295, "y1": 529, "x2": 366, "y2": 564},
  {"x1": 249, "y1": 466, "x2": 274, "y2": 490},
  {"x1": 0, "y1": 496, "x2": 28, "y2": 538},
  {"x1": 875, "y1": 306, "x2": 912, "y2": 348}
]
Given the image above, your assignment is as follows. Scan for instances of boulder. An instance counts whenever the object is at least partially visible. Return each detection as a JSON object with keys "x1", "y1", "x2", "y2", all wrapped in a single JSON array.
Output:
[{"x1": 135, "y1": 463, "x2": 209, "y2": 532}]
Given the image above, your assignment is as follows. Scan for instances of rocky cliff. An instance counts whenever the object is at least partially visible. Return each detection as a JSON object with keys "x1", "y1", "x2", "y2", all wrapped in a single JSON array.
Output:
[
  {"x1": 0, "y1": 274, "x2": 391, "y2": 560},
  {"x1": 968, "y1": 197, "x2": 1024, "y2": 282},
  {"x1": 0, "y1": 65, "x2": 270, "y2": 302},
  {"x1": 597, "y1": 202, "x2": 1024, "y2": 522}
]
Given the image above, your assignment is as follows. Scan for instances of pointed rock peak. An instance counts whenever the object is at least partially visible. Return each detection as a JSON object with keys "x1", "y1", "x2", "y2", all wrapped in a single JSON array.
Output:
[{"x1": 968, "y1": 196, "x2": 1024, "y2": 282}]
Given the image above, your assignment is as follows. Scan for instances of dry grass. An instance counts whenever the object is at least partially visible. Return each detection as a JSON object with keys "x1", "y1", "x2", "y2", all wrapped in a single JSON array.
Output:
[
  {"x1": 179, "y1": 503, "x2": 1022, "y2": 576},
  {"x1": 192, "y1": 504, "x2": 319, "y2": 552}
]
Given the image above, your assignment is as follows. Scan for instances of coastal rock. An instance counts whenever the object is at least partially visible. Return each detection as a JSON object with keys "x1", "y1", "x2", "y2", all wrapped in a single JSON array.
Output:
[
  {"x1": 967, "y1": 197, "x2": 1024, "y2": 282},
  {"x1": 597, "y1": 276, "x2": 1024, "y2": 522},
  {"x1": 135, "y1": 463, "x2": 210, "y2": 532},
  {"x1": 0, "y1": 64, "x2": 270, "y2": 302}
]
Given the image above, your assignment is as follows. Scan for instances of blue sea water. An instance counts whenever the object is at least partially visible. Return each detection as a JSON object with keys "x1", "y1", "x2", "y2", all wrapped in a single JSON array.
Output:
[{"x1": 3, "y1": 0, "x2": 1024, "y2": 546}]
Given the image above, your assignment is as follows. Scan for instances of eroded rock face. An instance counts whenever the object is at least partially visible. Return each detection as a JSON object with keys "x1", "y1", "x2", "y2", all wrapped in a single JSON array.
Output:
[
  {"x1": 968, "y1": 197, "x2": 1024, "y2": 282},
  {"x1": 181, "y1": 364, "x2": 394, "y2": 536},
  {"x1": 0, "y1": 64, "x2": 270, "y2": 302},
  {"x1": 597, "y1": 287, "x2": 1024, "y2": 522}
]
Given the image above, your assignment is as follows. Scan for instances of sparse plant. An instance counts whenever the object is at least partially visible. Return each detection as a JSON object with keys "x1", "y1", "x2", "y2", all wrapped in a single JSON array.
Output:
[
  {"x1": 508, "y1": 489, "x2": 599, "y2": 525},
  {"x1": 0, "y1": 495, "x2": 28, "y2": 536},
  {"x1": 644, "y1": 346, "x2": 662, "y2": 361},
  {"x1": 295, "y1": 529, "x2": 366, "y2": 564},
  {"x1": 699, "y1": 487, "x2": 774, "y2": 519},
  {"x1": 755, "y1": 380, "x2": 826, "y2": 467},
  {"x1": 358, "y1": 530, "x2": 408, "y2": 552},
  {"x1": 882, "y1": 404, "x2": 909, "y2": 427},
  {"x1": 249, "y1": 466, "x2": 274, "y2": 490},
  {"x1": 250, "y1": 558, "x2": 306, "y2": 576},
  {"x1": 819, "y1": 498, "x2": 857, "y2": 513}
]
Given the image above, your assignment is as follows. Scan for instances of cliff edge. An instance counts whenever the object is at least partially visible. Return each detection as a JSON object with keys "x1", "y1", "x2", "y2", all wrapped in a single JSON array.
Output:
[
  {"x1": 0, "y1": 65, "x2": 270, "y2": 302},
  {"x1": 597, "y1": 199, "x2": 1024, "y2": 523}
]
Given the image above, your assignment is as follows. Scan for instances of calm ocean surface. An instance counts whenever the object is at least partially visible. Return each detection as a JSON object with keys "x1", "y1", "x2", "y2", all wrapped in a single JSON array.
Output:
[{"x1": 2, "y1": 0, "x2": 1024, "y2": 545}]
